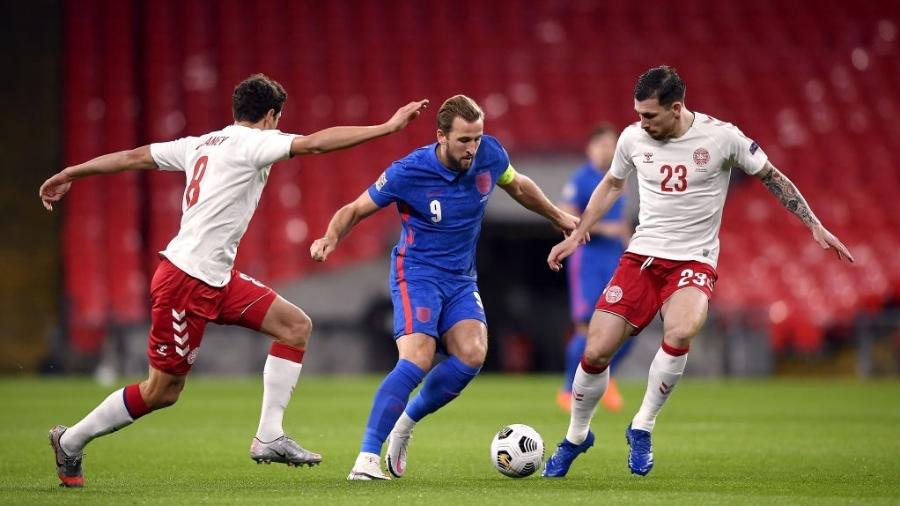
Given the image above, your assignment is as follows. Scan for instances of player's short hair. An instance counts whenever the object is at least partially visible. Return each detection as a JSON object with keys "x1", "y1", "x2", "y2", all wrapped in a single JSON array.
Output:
[
  {"x1": 437, "y1": 95, "x2": 484, "y2": 134},
  {"x1": 634, "y1": 66, "x2": 685, "y2": 107},
  {"x1": 232, "y1": 74, "x2": 288, "y2": 122},
  {"x1": 587, "y1": 122, "x2": 617, "y2": 143}
]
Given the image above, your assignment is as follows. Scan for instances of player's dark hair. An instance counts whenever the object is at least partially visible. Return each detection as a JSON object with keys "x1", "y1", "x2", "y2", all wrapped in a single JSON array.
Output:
[
  {"x1": 232, "y1": 74, "x2": 288, "y2": 122},
  {"x1": 437, "y1": 95, "x2": 484, "y2": 134},
  {"x1": 587, "y1": 122, "x2": 617, "y2": 143},
  {"x1": 634, "y1": 66, "x2": 685, "y2": 107}
]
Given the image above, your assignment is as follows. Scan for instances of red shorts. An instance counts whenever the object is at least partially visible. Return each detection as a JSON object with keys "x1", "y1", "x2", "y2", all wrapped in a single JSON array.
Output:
[
  {"x1": 595, "y1": 253, "x2": 718, "y2": 334},
  {"x1": 147, "y1": 259, "x2": 277, "y2": 375}
]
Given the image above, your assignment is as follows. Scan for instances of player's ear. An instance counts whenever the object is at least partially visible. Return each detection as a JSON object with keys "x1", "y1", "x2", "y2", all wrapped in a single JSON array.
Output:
[
  {"x1": 436, "y1": 129, "x2": 447, "y2": 144},
  {"x1": 671, "y1": 102, "x2": 683, "y2": 117}
]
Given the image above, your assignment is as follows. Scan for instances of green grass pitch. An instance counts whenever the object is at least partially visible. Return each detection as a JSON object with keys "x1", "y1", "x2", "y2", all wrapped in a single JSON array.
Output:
[{"x1": 1, "y1": 375, "x2": 898, "y2": 505}]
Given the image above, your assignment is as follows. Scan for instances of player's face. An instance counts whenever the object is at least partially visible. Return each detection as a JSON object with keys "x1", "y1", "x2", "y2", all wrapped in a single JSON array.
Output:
[
  {"x1": 438, "y1": 116, "x2": 484, "y2": 171},
  {"x1": 635, "y1": 98, "x2": 680, "y2": 140},
  {"x1": 586, "y1": 133, "x2": 616, "y2": 169}
]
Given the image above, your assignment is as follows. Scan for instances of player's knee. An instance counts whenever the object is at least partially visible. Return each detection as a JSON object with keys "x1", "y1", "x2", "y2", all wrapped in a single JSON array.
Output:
[
  {"x1": 581, "y1": 347, "x2": 613, "y2": 368},
  {"x1": 142, "y1": 383, "x2": 183, "y2": 410},
  {"x1": 455, "y1": 338, "x2": 487, "y2": 368},
  {"x1": 663, "y1": 326, "x2": 696, "y2": 349},
  {"x1": 282, "y1": 312, "x2": 312, "y2": 348}
]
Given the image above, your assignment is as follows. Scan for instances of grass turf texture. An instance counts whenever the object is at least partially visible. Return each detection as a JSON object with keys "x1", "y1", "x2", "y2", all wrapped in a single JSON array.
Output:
[{"x1": 1, "y1": 376, "x2": 898, "y2": 505}]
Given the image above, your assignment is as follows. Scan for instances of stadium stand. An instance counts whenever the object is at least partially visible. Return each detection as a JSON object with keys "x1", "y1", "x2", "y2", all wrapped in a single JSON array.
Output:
[{"x1": 61, "y1": 0, "x2": 899, "y2": 356}]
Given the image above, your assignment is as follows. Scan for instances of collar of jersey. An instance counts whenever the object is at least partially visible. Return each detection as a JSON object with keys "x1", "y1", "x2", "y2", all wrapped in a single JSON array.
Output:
[{"x1": 428, "y1": 142, "x2": 470, "y2": 182}]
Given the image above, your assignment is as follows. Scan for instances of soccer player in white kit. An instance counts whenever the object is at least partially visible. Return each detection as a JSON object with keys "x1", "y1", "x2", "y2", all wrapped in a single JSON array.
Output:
[
  {"x1": 542, "y1": 66, "x2": 854, "y2": 478},
  {"x1": 38, "y1": 74, "x2": 428, "y2": 488}
]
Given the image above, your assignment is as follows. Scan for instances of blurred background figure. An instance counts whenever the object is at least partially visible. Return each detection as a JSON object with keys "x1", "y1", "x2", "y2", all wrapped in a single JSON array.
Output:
[{"x1": 557, "y1": 124, "x2": 631, "y2": 413}]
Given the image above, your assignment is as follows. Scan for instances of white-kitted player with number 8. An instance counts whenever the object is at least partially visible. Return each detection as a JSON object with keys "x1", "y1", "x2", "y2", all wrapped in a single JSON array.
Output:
[
  {"x1": 39, "y1": 73, "x2": 428, "y2": 488},
  {"x1": 543, "y1": 66, "x2": 854, "y2": 479}
]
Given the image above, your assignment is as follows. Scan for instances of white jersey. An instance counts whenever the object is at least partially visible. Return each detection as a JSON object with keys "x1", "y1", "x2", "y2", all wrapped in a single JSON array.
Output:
[
  {"x1": 150, "y1": 125, "x2": 295, "y2": 286},
  {"x1": 608, "y1": 112, "x2": 768, "y2": 267}
]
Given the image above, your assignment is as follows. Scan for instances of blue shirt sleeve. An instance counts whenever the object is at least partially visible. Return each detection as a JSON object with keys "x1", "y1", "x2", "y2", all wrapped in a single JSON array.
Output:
[
  {"x1": 367, "y1": 161, "x2": 406, "y2": 208},
  {"x1": 603, "y1": 194, "x2": 625, "y2": 221}
]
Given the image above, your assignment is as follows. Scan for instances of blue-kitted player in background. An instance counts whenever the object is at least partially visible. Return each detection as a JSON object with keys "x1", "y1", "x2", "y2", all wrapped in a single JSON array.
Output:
[
  {"x1": 557, "y1": 125, "x2": 632, "y2": 413},
  {"x1": 310, "y1": 95, "x2": 579, "y2": 480}
]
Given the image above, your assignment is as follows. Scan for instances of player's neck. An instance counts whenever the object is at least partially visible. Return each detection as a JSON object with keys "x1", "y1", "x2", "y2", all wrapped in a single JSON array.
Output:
[
  {"x1": 235, "y1": 119, "x2": 269, "y2": 130},
  {"x1": 670, "y1": 110, "x2": 695, "y2": 139}
]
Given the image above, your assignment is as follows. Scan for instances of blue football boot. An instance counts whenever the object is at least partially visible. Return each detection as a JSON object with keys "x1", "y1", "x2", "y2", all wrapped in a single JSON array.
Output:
[
  {"x1": 625, "y1": 424, "x2": 654, "y2": 476},
  {"x1": 542, "y1": 430, "x2": 595, "y2": 477}
]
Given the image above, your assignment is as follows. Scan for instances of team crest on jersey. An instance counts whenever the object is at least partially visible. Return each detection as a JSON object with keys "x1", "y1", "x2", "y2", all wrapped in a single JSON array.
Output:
[
  {"x1": 605, "y1": 285, "x2": 623, "y2": 303},
  {"x1": 692, "y1": 148, "x2": 710, "y2": 167},
  {"x1": 375, "y1": 172, "x2": 388, "y2": 191},
  {"x1": 475, "y1": 171, "x2": 492, "y2": 195},
  {"x1": 643, "y1": 152, "x2": 654, "y2": 164}
]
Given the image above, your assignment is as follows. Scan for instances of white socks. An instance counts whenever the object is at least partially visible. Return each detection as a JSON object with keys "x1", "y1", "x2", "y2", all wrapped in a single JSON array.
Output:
[
  {"x1": 255, "y1": 354, "x2": 303, "y2": 442},
  {"x1": 60, "y1": 388, "x2": 134, "y2": 455},
  {"x1": 565, "y1": 364, "x2": 609, "y2": 445},
  {"x1": 631, "y1": 347, "x2": 688, "y2": 432}
]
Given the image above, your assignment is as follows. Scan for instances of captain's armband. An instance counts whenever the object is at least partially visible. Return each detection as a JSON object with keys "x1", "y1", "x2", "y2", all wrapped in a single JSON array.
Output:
[{"x1": 497, "y1": 165, "x2": 517, "y2": 186}]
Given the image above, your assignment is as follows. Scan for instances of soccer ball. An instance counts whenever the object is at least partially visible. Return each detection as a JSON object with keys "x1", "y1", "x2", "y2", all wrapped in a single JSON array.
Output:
[{"x1": 490, "y1": 424, "x2": 544, "y2": 478}]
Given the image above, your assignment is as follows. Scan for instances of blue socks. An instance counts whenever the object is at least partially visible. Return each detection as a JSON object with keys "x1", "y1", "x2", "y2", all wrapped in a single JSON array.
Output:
[
  {"x1": 406, "y1": 356, "x2": 480, "y2": 422},
  {"x1": 360, "y1": 359, "x2": 425, "y2": 454},
  {"x1": 563, "y1": 332, "x2": 586, "y2": 391},
  {"x1": 610, "y1": 335, "x2": 635, "y2": 371}
]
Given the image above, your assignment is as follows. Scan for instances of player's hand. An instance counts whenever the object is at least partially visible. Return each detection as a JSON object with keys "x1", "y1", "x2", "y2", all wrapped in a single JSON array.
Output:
[
  {"x1": 310, "y1": 236, "x2": 337, "y2": 262},
  {"x1": 385, "y1": 99, "x2": 429, "y2": 133},
  {"x1": 812, "y1": 224, "x2": 854, "y2": 263},
  {"x1": 547, "y1": 235, "x2": 582, "y2": 272},
  {"x1": 554, "y1": 211, "x2": 581, "y2": 237},
  {"x1": 38, "y1": 170, "x2": 73, "y2": 211}
]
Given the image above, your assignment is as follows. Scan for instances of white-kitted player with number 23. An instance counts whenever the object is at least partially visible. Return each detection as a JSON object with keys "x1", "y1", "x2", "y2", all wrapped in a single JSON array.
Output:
[{"x1": 543, "y1": 65, "x2": 854, "y2": 479}]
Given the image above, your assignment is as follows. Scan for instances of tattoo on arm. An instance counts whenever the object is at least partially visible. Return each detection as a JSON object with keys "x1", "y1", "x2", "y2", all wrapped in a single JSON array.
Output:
[{"x1": 760, "y1": 167, "x2": 820, "y2": 228}]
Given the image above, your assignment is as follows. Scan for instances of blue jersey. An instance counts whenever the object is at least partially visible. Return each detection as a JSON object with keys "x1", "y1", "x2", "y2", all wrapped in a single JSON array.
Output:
[
  {"x1": 562, "y1": 162, "x2": 626, "y2": 322},
  {"x1": 368, "y1": 135, "x2": 512, "y2": 281}
]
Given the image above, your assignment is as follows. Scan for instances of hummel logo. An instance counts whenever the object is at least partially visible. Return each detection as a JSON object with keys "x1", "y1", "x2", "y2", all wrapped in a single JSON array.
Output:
[
  {"x1": 659, "y1": 382, "x2": 673, "y2": 395},
  {"x1": 573, "y1": 390, "x2": 585, "y2": 402}
]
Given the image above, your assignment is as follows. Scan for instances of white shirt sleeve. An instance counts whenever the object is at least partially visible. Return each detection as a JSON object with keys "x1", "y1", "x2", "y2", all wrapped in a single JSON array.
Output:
[
  {"x1": 245, "y1": 130, "x2": 295, "y2": 168},
  {"x1": 150, "y1": 137, "x2": 193, "y2": 172},
  {"x1": 726, "y1": 125, "x2": 768, "y2": 175},
  {"x1": 608, "y1": 128, "x2": 635, "y2": 180}
]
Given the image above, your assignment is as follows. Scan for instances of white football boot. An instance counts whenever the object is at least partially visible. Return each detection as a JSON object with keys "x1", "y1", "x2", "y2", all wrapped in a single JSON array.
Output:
[
  {"x1": 347, "y1": 452, "x2": 391, "y2": 480},
  {"x1": 384, "y1": 429, "x2": 413, "y2": 478}
]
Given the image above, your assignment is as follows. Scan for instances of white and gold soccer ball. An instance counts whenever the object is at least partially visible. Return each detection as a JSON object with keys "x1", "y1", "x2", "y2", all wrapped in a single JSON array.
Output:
[{"x1": 490, "y1": 424, "x2": 544, "y2": 478}]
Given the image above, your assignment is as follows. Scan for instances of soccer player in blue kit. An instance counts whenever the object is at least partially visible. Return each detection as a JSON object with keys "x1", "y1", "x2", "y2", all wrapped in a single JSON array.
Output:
[
  {"x1": 557, "y1": 124, "x2": 631, "y2": 413},
  {"x1": 310, "y1": 95, "x2": 579, "y2": 480}
]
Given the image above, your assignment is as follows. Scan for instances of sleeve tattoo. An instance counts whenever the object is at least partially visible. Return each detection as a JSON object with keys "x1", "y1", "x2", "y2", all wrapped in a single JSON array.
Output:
[{"x1": 759, "y1": 168, "x2": 820, "y2": 228}]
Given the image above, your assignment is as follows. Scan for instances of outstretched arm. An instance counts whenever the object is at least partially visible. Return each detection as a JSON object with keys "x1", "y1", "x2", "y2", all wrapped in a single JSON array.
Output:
[
  {"x1": 560, "y1": 202, "x2": 630, "y2": 244},
  {"x1": 290, "y1": 99, "x2": 429, "y2": 156},
  {"x1": 39, "y1": 145, "x2": 157, "y2": 211},
  {"x1": 547, "y1": 172, "x2": 626, "y2": 271},
  {"x1": 498, "y1": 172, "x2": 579, "y2": 234},
  {"x1": 310, "y1": 191, "x2": 383, "y2": 262},
  {"x1": 756, "y1": 161, "x2": 854, "y2": 262}
]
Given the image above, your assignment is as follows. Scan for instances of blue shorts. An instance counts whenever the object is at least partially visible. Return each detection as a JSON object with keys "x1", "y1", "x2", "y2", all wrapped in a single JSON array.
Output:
[
  {"x1": 567, "y1": 247, "x2": 620, "y2": 323},
  {"x1": 389, "y1": 272, "x2": 486, "y2": 340}
]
